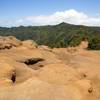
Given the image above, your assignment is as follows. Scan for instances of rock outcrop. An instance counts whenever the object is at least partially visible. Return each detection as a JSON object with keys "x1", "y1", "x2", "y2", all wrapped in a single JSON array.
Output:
[
  {"x1": 0, "y1": 36, "x2": 22, "y2": 49},
  {"x1": 22, "y1": 40, "x2": 38, "y2": 49},
  {"x1": 0, "y1": 36, "x2": 100, "y2": 100}
]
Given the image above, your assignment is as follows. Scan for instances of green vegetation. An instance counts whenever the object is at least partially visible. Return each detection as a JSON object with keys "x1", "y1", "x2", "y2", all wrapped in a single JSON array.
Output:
[
  {"x1": 88, "y1": 36, "x2": 100, "y2": 50},
  {"x1": 0, "y1": 22, "x2": 100, "y2": 49}
]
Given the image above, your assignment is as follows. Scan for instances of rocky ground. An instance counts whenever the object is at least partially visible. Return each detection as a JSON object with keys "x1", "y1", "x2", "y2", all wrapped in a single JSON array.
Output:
[{"x1": 0, "y1": 36, "x2": 100, "y2": 100}]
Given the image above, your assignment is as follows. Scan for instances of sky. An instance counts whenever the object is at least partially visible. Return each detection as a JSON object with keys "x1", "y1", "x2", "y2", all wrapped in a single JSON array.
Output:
[{"x1": 0, "y1": 0, "x2": 100, "y2": 27}]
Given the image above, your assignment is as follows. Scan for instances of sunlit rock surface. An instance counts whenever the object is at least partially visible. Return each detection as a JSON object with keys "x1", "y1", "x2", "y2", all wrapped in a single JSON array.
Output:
[{"x1": 0, "y1": 36, "x2": 100, "y2": 100}]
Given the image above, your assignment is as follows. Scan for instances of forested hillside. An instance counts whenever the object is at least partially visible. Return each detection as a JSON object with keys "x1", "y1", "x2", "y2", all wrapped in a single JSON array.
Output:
[{"x1": 0, "y1": 22, "x2": 100, "y2": 49}]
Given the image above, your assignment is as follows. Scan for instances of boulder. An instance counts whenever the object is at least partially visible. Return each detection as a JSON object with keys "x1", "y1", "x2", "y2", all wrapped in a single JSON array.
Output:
[{"x1": 22, "y1": 40, "x2": 38, "y2": 49}]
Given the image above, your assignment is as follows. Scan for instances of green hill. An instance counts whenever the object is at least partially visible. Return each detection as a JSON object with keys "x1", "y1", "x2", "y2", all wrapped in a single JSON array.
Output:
[{"x1": 0, "y1": 22, "x2": 100, "y2": 49}]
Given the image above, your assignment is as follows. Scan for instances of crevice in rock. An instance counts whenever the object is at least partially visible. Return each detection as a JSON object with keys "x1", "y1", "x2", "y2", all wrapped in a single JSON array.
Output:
[
  {"x1": 19, "y1": 58, "x2": 45, "y2": 70},
  {"x1": 22, "y1": 58, "x2": 44, "y2": 65},
  {"x1": 88, "y1": 87, "x2": 93, "y2": 93},
  {"x1": 11, "y1": 70, "x2": 16, "y2": 83}
]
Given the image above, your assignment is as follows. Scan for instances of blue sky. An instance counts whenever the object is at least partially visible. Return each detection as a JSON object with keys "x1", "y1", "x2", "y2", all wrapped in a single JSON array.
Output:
[{"x1": 0, "y1": 0, "x2": 100, "y2": 27}]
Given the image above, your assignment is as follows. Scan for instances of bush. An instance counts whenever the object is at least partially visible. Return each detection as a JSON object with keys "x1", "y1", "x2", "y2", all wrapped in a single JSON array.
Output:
[{"x1": 88, "y1": 37, "x2": 100, "y2": 50}]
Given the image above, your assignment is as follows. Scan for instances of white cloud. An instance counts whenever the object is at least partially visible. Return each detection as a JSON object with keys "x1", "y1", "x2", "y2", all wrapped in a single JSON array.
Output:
[{"x1": 1, "y1": 9, "x2": 100, "y2": 27}]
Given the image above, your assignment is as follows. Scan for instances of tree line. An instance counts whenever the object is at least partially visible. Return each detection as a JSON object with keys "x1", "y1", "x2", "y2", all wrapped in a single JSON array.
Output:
[{"x1": 0, "y1": 22, "x2": 100, "y2": 50}]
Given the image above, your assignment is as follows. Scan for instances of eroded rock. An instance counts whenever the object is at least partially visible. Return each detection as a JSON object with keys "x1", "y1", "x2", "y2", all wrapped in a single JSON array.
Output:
[
  {"x1": 0, "y1": 36, "x2": 99, "y2": 100},
  {"x1": 0, "y1": 36, "x2": 22, "y2": 50}
]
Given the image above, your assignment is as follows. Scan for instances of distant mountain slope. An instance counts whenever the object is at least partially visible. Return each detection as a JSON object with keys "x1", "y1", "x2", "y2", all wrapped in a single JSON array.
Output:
[{"x1": 0, "y1": 22, "x2": 100, "y2": 49}]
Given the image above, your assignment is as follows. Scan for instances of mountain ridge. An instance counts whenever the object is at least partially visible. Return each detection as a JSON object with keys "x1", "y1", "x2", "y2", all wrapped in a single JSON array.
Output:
[
  {"x1": 1, "y1": 22, "x2": 100, "y2": 28},
  {"x1": 0, "y1": 22, "x2": 100, "y2": 49}
]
